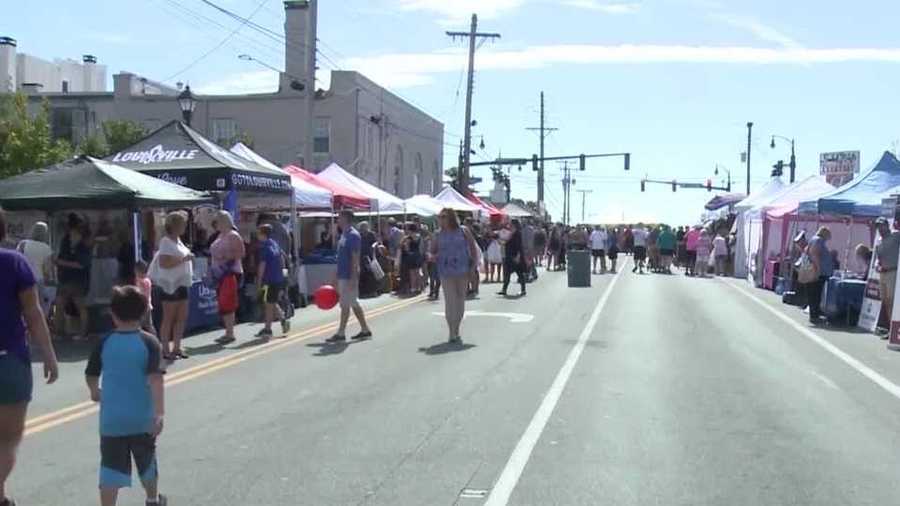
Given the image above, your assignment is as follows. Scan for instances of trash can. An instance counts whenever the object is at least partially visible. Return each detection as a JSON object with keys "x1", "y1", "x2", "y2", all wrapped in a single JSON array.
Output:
[{"x1": 567, "y1": 249, "x2": 591, "y2": 287}]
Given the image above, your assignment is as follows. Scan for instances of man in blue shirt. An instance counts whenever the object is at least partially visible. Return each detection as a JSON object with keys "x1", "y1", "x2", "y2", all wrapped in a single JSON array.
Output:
[
  {"x1": 85, "y1": 286, "x2": 166, "y2": 506},
  {"x1": 256, "y1": 224, "x2": 291, "y2": 339},
  {"x1": 327, "y1": 211, "x2": 372, "y2": 343}
]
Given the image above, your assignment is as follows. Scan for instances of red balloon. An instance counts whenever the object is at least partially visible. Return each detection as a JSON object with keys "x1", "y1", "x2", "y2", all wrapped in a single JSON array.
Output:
[{"x1": 314, "y1": 284, "x2": 339, "y2": 310}]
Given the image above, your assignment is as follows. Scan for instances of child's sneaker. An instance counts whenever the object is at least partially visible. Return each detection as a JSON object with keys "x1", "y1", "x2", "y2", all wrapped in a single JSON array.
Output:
[
  {"x1": 147, "y1": 494, "x2": 167, "y2": 506},
  {"x1": 280, "y1": 318, "x2": 291, "y2": 335}
]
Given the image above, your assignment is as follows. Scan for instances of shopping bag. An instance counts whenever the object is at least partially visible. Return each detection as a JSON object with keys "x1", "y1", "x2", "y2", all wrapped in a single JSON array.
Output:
[
  {"x1": 796, "y1": 254, "x2": 818, "y2": 284},
  {"x1": 369, "y1": 256, "x2": 385, "y2": 280}
]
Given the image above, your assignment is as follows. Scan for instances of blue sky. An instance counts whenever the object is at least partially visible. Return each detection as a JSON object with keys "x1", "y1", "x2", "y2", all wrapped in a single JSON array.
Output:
[{"x1": 8, "y1": 0, "x2": 900, "y2": 224}]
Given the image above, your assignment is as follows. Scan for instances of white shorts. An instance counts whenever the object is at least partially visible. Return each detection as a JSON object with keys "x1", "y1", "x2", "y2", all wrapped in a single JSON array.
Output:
[{"x1": 337, "y1": 279, "x2": 359, "y2": 309}]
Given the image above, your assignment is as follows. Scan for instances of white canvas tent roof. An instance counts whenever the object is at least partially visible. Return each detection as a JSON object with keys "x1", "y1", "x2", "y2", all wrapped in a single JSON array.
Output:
[
  {"x1": 433, "y1": 186, "x2": 480, "y2": 212},
  {"x1": 317, "y1": 163, "x2": 405, "y2": 214},
  {"x1": 230, "y1": 142, "x2": 332, "y2": 209},
  {"x1": 502, "y1": 202, "x2": 534, "y2": 218},
  {"x1": 735, "y1": 177, "x2": 787, "y2": 210},
  {"x1": 404, "y1": 194, "x2": 443, "y2": 216}
]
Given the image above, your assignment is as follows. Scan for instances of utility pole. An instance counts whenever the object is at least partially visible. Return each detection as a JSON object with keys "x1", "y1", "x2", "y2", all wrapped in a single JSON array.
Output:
[
  {"x1": 526, "y1": 91, "x2": 558, "y2": 209},
  {"x1": 303, "y1": 0, "x2": 318, "y2": 171},
  {"x1": 560, "y1": 160, "x2": 574, "y2": 225},
  {"x1": 746, "y1": 121, "x2": 753, "y2": 195},
  {"x1": 447, "y1": 15, "x2": 500, "y2": 192},
  {"x1": 577, "y1": 189, "x2": 593, "y2": 222}
]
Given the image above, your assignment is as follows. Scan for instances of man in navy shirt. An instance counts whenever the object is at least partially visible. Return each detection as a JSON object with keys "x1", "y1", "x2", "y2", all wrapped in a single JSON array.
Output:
[
  {"x1": 327, "y1": 211, "x2": 372, "y2": 343},
  {"x1": 256, "y1": 224, "x2": 290, "y2": 339},
  {"x1": 85, "y1": 286, "x2": 166, "y2": 506}
]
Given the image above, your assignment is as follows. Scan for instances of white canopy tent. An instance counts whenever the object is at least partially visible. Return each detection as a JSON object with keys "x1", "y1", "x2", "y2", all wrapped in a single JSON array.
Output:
[
  {"x1": 317, "y1": 163, "x2": 406, "y2": 214},
  {"x1": 433, "y1": 186, "x2": 481, "y2": 212},
  {"x1": 502, "y1": 202, "x2": 534, "y2": 218},
  {"x1": 733, "y1": 176, "x2": 787, "y2": 279},
  {"x1": 230, "y1": 142, "x2": 333, "y2": 209},
  {"x1": 404, "y1": 194, "x2": 443, "y2": 216}
]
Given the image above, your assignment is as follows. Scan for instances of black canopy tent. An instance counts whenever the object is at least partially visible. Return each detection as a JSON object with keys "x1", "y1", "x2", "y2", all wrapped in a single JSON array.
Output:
[
  {"x1": 0, "y1": 155, "x2": 214, "y2": 210},
  {"x1": 107, "y1": 120, "x2": 291, "y2": 194}
]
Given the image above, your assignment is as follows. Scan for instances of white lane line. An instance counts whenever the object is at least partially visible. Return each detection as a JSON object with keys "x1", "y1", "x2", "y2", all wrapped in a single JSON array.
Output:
[
  {"x1": 721, "y1": 279, "x2": 900, "y2": 401},
  {"x1": 483, "y1": 262, "x2": 625, "y2": 506}
]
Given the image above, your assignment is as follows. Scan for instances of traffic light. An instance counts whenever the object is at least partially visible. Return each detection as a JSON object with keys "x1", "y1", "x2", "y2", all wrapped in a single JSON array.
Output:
[
  {"x1": 772, "y1": 160, "x2": 784, "y2": 177},
  {"x1": 706, "y1": 179, "x2": 712, "y2": 192},
  {"x1": 579, "y1": 154, "x2": 586, "y2": 171},
  {"x1": 624, "y1": 153, "x2": 631, "y2": 171},
  {"x1": 640, "y1": 180, "x2": 646, "y2": 192},
  {"x1": 672, "y1": 180, "x2": 677, "y2": 192},
  {"x1": 532, "y1": 154, "x2": 539, "y2": 171}
]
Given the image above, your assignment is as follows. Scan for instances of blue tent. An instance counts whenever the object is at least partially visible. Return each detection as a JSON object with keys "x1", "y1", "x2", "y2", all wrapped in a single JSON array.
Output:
[{"x1": 798, "y1": 151, "x2": 900, "y2": 216}]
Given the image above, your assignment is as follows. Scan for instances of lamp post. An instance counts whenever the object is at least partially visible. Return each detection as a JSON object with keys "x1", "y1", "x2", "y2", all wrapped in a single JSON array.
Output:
[
  {"x1": 177, "y1": 85, "x2": 197, "y2": 127},
  {"x1": 770, "y1": 135, "x2": 796, "y2": 183},
  {"x1": 746, "y1": 122, "x2": 753, "y2": 195}
]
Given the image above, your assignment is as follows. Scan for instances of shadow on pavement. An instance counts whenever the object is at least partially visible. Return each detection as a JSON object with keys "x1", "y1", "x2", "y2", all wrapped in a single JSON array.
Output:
[
  {"x1": 49, "y1": 339, "x2": 96, "y2": 363},
  {"x1": 231, "y1": 337, "x2": 271, "y2": 350},
  {"x1": 184, "y1": 342, "x2": 225, "y2": 356},
  {"x1": 306, "y1": 341, "x2": 353, "y2": 356},
  {"x1": 417, "y1": 342, "x2": 477, "y2": 355}
]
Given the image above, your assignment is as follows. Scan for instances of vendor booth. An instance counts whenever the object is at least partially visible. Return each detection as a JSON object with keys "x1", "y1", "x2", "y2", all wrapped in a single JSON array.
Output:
[
  {"x1": 467, "y1": 192, "x2": 505, "y2": 223},
  {"x1": 109, "y1": 121, "x2": 294, "y2": 327},
  {"x1": 317, "y1": 163, "x2": 406, "y2": 214},
  {"x1": 0, "y1": 155, "x2": 214, "y2": 334},
  {"x1": 502, "y1": 202, "x2": 535, "y2": 219},
  {"x1": 733, "y1": 176, "x2": 787, "y2": 278},
  {"x1": 746, "y1": 175, "x2": 835, "y2": 286},
  {"x1": 404, "y1": 194, "x2": 443, "y2": 217},
  {"x1": 433, "y1": 186, "x2": 481, "y2": 213}
]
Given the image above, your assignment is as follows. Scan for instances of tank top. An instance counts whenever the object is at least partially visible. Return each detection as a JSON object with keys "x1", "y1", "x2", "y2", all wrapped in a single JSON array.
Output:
[{"x1": 437, "y1": 228, "x2": 470, "y2": 278}]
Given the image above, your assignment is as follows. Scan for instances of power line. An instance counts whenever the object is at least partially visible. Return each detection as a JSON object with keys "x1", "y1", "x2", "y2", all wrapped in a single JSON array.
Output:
[{"x1": 165, "y1": 0, "x2": 270, "y2": 82}]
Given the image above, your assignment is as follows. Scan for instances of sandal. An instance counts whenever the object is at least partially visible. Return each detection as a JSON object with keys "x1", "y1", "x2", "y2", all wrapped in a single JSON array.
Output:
[
  {"x1": 174, "y1": 350, "x2": 190, "y2": 359},
  {"x1": 215, "y1": 336, "x2": 236, "y2": 345}
]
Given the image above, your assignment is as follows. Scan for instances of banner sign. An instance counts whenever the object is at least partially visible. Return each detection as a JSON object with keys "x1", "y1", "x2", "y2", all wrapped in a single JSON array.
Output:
[
  {"x1": 858, "y1": 237, "x2": 882, "y2": 332},
  {"x1": 142, "y1": 169, "x2": 291, "y2": 193},
  {"x1": 820, "y1": 151, "x2": 860, "y2": 187}
]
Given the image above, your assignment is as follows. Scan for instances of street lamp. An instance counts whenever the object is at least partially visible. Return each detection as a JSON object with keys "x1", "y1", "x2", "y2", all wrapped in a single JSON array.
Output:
[
  {"x1": 238, "y1": 54, "x2": 305, "y2": 91},
  {"x1": 770, "y1": 135, "x2": 796, "y2": 183},
  {"x1": 177, "y1": 85, "x2": 197, "y2": 127}
]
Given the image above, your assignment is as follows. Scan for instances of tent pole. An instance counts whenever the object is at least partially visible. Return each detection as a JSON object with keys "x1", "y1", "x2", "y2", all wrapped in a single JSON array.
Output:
[{"x1": 132, "y1": 210, "x2": 141, "y2": 263}]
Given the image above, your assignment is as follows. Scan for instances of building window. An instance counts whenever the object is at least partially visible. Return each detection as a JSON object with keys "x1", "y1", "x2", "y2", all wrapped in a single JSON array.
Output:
[
  {"x1": 433, "y1": 160, "x2": 440, "y2": 194},
  {"x1": 211, "y1": 118, "x2": 238, "y2": 146},
  {"x1": 61, "y1": 80, "x2": 69, "y2": 93},
  {"x1": 415, "y1": 153, "x2": 424, "y2": 193},
  {"x1": 50, "y1": 108, "x2": 74, "y2": 143},
  {"x1": 314, "y1": 117, "x2": 330, "y2": 154},
  {"x1": 393, "y1": 145, "x2": 404, "y2": 195}
]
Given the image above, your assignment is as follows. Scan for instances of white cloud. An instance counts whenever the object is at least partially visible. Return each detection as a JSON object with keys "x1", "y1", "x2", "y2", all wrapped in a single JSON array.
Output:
[
  {"x1": 344, "y1": 44, "x2": 900, "y2": 88},
  {"x1": 396, "y1": 0, "x2": 526, "y2": 25},
  {"x1": 712, "y1": 13, "x2": 801, "y2": 49},
  {"x1": 196, "y1": 70, "x2": 279, "y2": 95},
  {"x1": 562, "y1": 0, "x2": 641, "y2": 14}
]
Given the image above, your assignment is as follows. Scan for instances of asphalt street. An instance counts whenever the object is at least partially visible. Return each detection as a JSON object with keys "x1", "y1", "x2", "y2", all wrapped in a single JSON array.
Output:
[{"x1": 12, "y1": 260, "x2": 900, "y2": 505}]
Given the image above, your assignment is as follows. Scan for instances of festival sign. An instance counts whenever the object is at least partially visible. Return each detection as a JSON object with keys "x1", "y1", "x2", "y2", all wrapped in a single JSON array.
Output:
[{"x1": 819, "y1": 151, "x2": 860, "y2": 187}]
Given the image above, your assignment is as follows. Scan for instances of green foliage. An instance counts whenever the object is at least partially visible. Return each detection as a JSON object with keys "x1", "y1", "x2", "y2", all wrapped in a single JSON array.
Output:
[
  {"x1": 445, "y1": 166, "x2": 459, "y2": 180},
  {"x1": 0, "y1": 93, "x2": 72, "y2": 179},
  {"x1": 77, "y1": 133, "x2": 109, "y2": 158},
  {"x1": 102, "y1": 119, "x2": 146, "y2": 155}
]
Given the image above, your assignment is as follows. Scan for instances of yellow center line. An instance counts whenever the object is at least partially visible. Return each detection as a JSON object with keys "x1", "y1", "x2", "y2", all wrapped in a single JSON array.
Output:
[{"x1": 24, "y1": 295, "x2": 425, "y2": 436}]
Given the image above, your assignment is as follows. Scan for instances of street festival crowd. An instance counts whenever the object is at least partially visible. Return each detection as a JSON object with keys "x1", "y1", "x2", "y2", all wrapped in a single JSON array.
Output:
[{"x1": 3, "y1": 200, "x2": 900, "y2": 505}]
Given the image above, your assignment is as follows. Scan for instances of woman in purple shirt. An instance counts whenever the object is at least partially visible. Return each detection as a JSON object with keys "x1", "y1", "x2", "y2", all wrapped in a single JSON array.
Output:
[{"x1": 0, "y1": 209, "x2": 59, "y2": 506}]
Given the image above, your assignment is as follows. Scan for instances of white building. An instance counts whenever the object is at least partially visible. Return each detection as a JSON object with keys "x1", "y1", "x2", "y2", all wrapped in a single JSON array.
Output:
[
  {"x1": 9, "y1": 1, "x2": 444, "y2": 198},
  {"x1": 0, "y1": 36, "x2": 107, "y2": 93}
]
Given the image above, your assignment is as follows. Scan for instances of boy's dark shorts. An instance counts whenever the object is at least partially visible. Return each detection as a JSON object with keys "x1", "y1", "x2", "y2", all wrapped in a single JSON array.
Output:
[
  {"x1": 100, "y1": 433, "x2": 158, "y2": 488},
  {"x1": 263, "y1": 282, "x2": 285, "y2": 304},
  {"x1": 0, "y1": 353, "x2": 32, "y2": 404}
]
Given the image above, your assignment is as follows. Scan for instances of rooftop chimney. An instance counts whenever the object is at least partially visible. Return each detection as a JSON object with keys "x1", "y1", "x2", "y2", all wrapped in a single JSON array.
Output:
[{"x1": 283, "y1": 1, "x2": 315, "y2": 85}]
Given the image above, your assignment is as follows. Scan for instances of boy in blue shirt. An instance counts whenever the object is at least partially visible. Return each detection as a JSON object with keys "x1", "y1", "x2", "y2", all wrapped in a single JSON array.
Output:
[
  {"x1": 85, "y1": 286, "x2": 166, "y2": 506},
  {"x1": 256, "y1": 224, "x2": 290, "y2": 339}
]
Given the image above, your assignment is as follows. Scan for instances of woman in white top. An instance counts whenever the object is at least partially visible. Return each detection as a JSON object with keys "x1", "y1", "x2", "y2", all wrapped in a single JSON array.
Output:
[
  {"x1": 17, "y1": 222, "x2": 54, "y2": 313},
  {"x1": 151, "y1": 211, "x2": 194, "y2": 360}
]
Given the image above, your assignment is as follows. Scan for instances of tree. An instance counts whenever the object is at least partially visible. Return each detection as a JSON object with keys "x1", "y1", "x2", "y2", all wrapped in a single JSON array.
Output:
[
  {"x1": 0, "y1": 93, "x2": 71, "y2": 179},
  {"x1": 77, "y1": 133, "x2": 108, "y2": 158},
  {"x1": 444, "y1": 166, "x2": 459, "y2": 181},
  {"x1": 102, "y1": 119, "x2": 146, "y2": 155}
]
